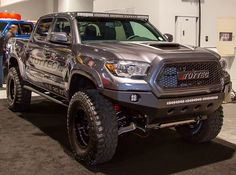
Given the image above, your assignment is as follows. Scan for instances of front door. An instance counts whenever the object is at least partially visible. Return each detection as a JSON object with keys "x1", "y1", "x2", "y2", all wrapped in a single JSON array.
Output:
[{"x1": 41, "y1": 17, "x2": 73, "y2": 97}]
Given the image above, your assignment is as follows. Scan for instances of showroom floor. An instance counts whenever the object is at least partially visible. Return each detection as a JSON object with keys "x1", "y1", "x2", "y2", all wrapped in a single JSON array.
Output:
[{"x1": 0, "y1": 86, "x2": 235, "y2": 175}]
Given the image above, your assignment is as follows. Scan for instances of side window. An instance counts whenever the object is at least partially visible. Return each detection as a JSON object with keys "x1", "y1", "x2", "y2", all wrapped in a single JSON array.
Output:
[
  {"x1": 34, "y1": 18, "x2": 53, "y2": 41},
  {"x1": 19, "y1": 23, "x2": 33, "y2": 35},
  {"x1": 11, "y1": 23, "x2": 21, "y2": 35},
  {"x1": 52, "y1": 18, "x2": 71, "y2": 36}
]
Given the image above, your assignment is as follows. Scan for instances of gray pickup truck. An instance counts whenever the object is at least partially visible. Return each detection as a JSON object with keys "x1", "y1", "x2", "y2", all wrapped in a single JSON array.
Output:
[{"x1": 6, "y1": 12, "x2": 231, "y2": 165}]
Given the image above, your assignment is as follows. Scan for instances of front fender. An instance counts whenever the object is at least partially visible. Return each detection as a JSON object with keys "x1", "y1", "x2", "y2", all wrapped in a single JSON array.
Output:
[{"x1": 68, "y1": 64, "x2": 103, "y2": 90}]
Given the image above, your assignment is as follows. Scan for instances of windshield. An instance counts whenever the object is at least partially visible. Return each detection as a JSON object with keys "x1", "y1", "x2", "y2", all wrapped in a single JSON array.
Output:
[
  {"x1": 76, "y1": 17, "x2": 165, "y2": 43},
  {"x1": 0, "y1": 22, "x2": 7, "y2": 33}
]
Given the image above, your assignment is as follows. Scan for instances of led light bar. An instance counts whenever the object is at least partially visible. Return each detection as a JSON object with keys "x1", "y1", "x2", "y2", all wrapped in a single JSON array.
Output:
[{"x1": 77, "y1": 12, "x2": 149, "y2": 20}]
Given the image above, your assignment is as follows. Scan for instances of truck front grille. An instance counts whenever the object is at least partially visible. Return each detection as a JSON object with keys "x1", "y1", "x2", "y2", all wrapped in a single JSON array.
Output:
[{"x1": 157, "y1": 61, "x2": 222, "y2": 89}]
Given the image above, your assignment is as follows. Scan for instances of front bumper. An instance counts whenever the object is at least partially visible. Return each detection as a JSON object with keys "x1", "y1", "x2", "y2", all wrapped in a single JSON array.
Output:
[{"x1": 101, "y1": 89, "x2": 224, "y2": 124}]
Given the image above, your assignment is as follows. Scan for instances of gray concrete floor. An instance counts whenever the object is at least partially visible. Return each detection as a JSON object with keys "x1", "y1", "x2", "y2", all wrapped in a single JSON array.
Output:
[{"x1": 0, "y1": 88, "x2": 236, "y2": 175}]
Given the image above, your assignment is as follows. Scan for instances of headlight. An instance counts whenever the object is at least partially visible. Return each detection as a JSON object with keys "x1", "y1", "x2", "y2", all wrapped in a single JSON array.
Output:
[{"x1": 105, "y1": 61, "x2": 150, "y2": 78}]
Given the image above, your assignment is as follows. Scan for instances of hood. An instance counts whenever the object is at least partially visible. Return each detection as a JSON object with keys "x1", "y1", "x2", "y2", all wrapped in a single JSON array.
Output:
[{"x1": 83, "y1": 42, "x2": 220, "y2": 63}]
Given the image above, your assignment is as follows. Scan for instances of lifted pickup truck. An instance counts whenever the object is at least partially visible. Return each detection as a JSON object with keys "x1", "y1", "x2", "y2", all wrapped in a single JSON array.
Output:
[{"x1": 6, "y1": 12, "x2": 231, "y2": 165}]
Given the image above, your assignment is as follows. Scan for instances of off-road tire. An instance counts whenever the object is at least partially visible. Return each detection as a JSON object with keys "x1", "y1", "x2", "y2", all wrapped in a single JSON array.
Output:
[
  {"x1": 67, "y1": 90, "x2": 118, "y2": 165},
  {"x1": 176, "y1": 106, "x2": 224, "y2": 143},
  {"x1": 7, "y1": 67, "x2": 31, "y2": 111}
]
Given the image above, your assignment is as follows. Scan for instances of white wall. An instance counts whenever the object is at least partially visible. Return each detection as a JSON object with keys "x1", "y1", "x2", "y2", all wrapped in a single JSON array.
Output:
[
  {"x1": 201, "y1": 0, "x2": 236, "y2": 47},
  {"x1": 0, "y1": 0, "x2": 25, "y2": 6},
  {"x1": 93, "y1": 0, "x2": 159, "y2": 33},
  {"x1": 94, "y1": 0, "x2": 198, "y2": 41},
  {"x1": 0, "y1": 0, "x2": 93, "y2": 20},
  {"x1": 1, "y1": 0, "x2": 236, "y2": 48},
  {"x1": 157, "y1": 0, "x2": 198, "y2": 42},
  {"x1": 58, "y1": 0, "x2": 93, "y2": 12},
  {"x1": 0, "y1": 0, "x2": 55, "y2": 21},
  {"x1": 94, "y1": 0, "x2": 236, "y2": 48}
]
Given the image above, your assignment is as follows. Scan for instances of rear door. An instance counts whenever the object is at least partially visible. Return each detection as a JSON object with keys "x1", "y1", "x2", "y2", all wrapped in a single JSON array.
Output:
[{"x1": 25, "y1": 17, "x2": 54, "y2": 88}]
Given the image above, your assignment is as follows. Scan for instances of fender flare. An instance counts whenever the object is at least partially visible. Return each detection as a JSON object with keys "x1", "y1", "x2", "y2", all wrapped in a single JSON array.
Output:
[
  {"x1": 7, "y1": 54, "x2": 25, "y2": 78},
  {"x1": 68, "y1": 68, "x2": 103, "y2": 90}
]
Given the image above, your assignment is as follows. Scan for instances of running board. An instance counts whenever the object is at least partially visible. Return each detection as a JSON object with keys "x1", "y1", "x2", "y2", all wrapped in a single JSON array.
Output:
[{"x1": 24, "y1": 85, "x2": 68, "y2": 107}]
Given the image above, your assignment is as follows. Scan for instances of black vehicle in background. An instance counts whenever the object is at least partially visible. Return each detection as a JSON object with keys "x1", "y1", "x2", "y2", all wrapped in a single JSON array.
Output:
[{"x1": 6, "y1": 12, "x2": 231, "y2": 165}]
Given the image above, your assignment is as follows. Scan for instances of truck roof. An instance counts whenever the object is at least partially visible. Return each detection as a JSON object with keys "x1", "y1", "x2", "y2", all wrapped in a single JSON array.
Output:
[
  {"x1": 46, "y1": 11, "x2": 149, "y2": 21},
  {"x1": 0, "y1": 19, "x2": 33, "y2": 24}
]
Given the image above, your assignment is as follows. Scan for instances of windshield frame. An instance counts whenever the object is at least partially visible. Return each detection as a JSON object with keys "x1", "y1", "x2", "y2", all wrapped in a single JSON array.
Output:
[{"x1": 76, "y1": 17, "x2": 166, "y2": 43}]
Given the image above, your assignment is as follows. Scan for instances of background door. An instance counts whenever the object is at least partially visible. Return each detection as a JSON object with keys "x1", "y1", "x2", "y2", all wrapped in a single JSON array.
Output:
[{"x1": 175, "y1": 16, "x2": 198, "y2": 46}]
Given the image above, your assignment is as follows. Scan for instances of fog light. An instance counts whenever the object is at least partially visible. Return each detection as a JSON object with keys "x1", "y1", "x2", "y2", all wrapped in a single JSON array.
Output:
[{"x1": 130, "y1": 94, "x2": 139, "y2": 102}]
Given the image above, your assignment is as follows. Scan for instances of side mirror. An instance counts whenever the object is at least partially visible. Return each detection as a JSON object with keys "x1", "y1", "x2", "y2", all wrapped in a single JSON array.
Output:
[
  {"x1": 49, "y1": 32, "x2": 70, "y2": 44},
  {"x1": 164, "y1": 33, "x2": 173, "y2": 42}
]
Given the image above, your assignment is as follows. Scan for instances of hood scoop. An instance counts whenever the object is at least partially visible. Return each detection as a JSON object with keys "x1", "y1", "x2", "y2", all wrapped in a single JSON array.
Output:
[{"x1": 149, "y1": 43, "x2": 190, "y2": 50}]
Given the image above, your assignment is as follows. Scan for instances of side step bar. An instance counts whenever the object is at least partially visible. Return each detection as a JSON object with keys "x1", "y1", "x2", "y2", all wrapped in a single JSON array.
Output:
[{"x1": 24, "y1": 85, "x2": 68, "y2": 107}]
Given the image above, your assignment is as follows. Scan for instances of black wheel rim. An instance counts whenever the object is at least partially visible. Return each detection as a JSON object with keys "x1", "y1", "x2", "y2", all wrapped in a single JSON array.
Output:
[
  {"x1": 73, "y1": 108, "x2": 90, "y2": 149},
  {"x1": 8, "y1": 77, "x2": 16, "y2": 103}
]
